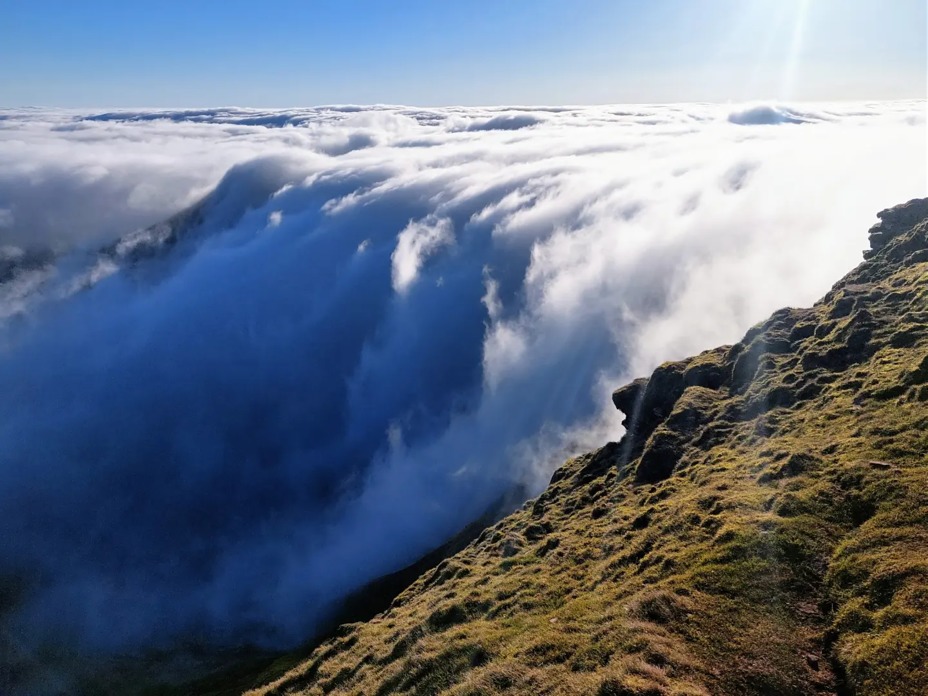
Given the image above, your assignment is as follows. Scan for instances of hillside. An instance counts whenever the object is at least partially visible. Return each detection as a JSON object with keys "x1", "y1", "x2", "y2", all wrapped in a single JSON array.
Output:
[{"x1": 238, "y1": 199, "x2": 928, "y2": 696}]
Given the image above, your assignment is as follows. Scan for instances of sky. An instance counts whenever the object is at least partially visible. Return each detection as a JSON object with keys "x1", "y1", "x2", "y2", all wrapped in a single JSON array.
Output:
[{"x1": 1, "y1": 0, "x2": 925, "y2": 106}]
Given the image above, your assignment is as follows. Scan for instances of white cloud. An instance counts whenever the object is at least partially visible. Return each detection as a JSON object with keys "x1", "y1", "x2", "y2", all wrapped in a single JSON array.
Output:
[
  {"x1": 0, "y1": 101, "x2": 924, "y2": 667},
  {"x1": 267, "y1": 210, "x2": 283, "y2": 228},
  {"x1": 391, "y1": 216, "x2": 454, "y2": 293}
]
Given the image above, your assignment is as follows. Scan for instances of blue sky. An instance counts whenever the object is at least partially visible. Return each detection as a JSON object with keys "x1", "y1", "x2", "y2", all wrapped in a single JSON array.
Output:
[{"x1": 1, "y1": 0, "x2": 925, "y2": 106}]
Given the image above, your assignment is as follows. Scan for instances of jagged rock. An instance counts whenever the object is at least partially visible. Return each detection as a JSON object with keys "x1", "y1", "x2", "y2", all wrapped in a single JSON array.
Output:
[
  {"x1": 612, "y1": 361, "x2": 692, "y2": 465},
  {"x1": 611, "y1": 200, "x2": 928, "y2": 495},
  {"x1": 638, "y1": 360, "x2": 689, "y2": 419},
  {"x1": 633, "y1": 386, "x2": 724, "y2": 483},
  {"x1": 741, "y1": 383, "x2": 798, "y2": 419},
  {"x1": 230, "y1": 200, "x2": 928, "y2": 696},
  {"x1": 575, "y1": 441, "x2": 621, "y2": 483},
  {"x1": 866, "y1": 197, "x2": 928, "y2": 257},
  {"x1": 801, "y1": 309, "x2": 879, "y2": 372}
]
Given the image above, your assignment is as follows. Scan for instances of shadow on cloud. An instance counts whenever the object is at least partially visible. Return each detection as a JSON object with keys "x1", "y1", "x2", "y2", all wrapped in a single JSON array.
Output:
[{"x1": 0, "y1": 101, "x2": 924, "y2": 679}]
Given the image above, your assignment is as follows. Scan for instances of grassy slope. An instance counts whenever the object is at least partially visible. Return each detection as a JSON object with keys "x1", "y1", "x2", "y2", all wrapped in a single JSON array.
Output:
[{"x1": 245, "y1": 202, "x2": 928, "y2": 696}]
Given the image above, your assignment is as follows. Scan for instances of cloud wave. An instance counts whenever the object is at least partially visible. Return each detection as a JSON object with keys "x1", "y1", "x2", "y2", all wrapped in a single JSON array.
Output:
[{"x1": 0, "y1": 101, "x2": 925, "y2": 677}]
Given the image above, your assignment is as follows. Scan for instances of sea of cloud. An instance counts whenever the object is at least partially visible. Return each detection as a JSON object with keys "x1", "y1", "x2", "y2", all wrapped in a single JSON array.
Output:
[{"x1": 0, "y1": 101, "x2": 925, "y2": 665}]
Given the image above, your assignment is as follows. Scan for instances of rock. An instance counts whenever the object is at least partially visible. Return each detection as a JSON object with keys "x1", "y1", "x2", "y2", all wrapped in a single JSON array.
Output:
[
  {"x1": 664, "y1": 387, "x2": 722, "y2": 435},
  {"x1": 636, "y1": 426, "x2": 685, "y2": 484},
  {"x1": 639, "y1": 361, "x2": 689, "y2": 420},
  {"x1": 865, "y1": 197, "x2": 928, "y2": 257},
  {"x1": 683, "y1": 348, "x2": 730, "y2": 389},
  {"x1": 612, "y1": 361, "x2": 689, "y2": 464},
  {"x1": 575, "y1": 441, "x2": 621, "y2": 483},
  {"x1": 611, "y1": 378, "x2": 648, "y2": 426},
  {"x1": 730, "y1": 309, "x2": 804, "y2": 392},
  {"x1": 500, "y1": 538, "x2": 521, "y2": 558},
  {"x1": 615, "y1": 363, "x2": 729, "y2": 482},
  {"x1": 802, "y1": 310, "x2": 879, "y2": 372}
]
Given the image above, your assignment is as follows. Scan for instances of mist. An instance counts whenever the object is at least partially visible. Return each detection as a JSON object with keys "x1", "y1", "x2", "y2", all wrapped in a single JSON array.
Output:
[{"x1": 0, "y1": 102, "x2": 925, "y2": 663}]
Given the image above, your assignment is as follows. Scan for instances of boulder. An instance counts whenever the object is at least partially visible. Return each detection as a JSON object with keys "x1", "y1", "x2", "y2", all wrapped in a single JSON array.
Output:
[{"x1": 866, "y1": 197, "x2": 928, "y2": 257}]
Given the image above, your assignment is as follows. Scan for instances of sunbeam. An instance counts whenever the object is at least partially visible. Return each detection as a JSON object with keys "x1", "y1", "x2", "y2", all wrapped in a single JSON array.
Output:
[{"x1": 781, "y1": 0, "x2": 812, "y2": 99}]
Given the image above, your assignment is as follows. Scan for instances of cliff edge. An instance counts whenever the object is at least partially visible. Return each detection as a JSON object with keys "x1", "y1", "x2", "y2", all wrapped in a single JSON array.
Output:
[{"x1": 244, "y1": 200, "x2": 928, "y2": 696}]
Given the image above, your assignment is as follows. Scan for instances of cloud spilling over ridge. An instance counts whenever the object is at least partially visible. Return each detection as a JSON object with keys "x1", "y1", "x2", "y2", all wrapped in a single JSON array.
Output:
[{"x1": 0, "y1": 102, "x2": 925, "y2": 668}]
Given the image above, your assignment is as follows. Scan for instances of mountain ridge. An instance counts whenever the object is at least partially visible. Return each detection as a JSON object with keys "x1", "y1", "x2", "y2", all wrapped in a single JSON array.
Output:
[{"x1": 241, "y1": 198, "x2": 928, "y2": 696}]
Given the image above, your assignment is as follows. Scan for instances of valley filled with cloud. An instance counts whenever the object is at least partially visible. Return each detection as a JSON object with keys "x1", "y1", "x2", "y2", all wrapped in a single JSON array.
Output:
[{"x1": 0, "y1": 101, "x2": 925, "y2": 662}]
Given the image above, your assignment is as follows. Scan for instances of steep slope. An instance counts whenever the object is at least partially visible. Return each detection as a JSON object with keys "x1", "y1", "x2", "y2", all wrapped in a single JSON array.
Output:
[{"x1": 246, "y1": 200, "x2": 928, "y2": 696}]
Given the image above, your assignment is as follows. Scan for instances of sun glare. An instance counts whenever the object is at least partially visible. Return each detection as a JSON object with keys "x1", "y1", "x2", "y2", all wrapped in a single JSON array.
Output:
[{"x1": 781, "y1": 0, "x2": 812, "y2": 99}]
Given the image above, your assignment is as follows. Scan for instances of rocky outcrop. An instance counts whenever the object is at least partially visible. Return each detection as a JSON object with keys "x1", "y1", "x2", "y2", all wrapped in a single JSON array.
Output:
[
  {"x1": 611, "y1": 200, "x2": 928, "y2": 486},
  {"x1": 865, "y1": 197, "x2": 928, "y2": 257}
]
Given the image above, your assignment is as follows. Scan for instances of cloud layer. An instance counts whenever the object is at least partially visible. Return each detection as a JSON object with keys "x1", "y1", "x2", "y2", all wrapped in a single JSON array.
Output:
[{"x1": 0, "y1": 102, "x2": 925, "y2": 669}]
